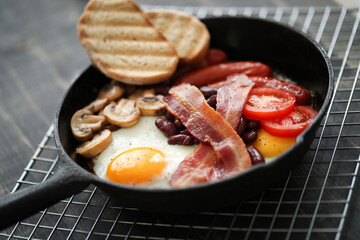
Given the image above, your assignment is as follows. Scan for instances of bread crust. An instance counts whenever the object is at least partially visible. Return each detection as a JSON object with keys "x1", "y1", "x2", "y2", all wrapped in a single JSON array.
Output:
[
  {"x1": 78, "y1": 0, "x2": 179, "y2": 85},
  {"x1": 146, "y1": 9, "x2": 210, "y2": 65}
]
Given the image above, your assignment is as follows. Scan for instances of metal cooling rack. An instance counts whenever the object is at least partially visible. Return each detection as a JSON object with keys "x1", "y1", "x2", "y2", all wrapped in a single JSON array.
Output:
[{"x1": 1, "y1": 5, "x2": 360, "y2": 240}]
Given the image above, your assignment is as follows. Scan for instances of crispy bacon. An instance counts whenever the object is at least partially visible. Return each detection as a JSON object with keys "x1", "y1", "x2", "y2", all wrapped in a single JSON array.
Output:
[
  {"x1": 167, "y1": 76, "x2": 254, "y2": 188},
  {"x1": 216, "y1": 75, "x2": 255, "y2": 129},
  {"x1": 170, "y1": 143, "x2": 218, "y2": 186}
]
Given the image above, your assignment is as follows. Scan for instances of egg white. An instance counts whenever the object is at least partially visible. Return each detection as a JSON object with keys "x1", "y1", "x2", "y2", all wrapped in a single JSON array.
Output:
[{"x1": 92, "y1": 116, "x2": 197, "y2": 188}]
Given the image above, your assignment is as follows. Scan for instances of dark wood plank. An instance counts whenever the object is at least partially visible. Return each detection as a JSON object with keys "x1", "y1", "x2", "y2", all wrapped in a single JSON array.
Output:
[{"x1": 0, "y1": 0, "x2": 89, "y2": 196}]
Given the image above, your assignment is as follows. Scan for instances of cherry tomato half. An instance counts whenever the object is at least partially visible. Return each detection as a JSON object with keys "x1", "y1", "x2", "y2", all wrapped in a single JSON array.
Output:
[
  {"x1": 261, "y1": 105, "x2": 317, "y2": 137},
  {"x1": 243, "y1": 88, "x2": 296, "y2": 120},
  {"x1": 248, "y1": 76, "x2": 312, "y2": 105}
]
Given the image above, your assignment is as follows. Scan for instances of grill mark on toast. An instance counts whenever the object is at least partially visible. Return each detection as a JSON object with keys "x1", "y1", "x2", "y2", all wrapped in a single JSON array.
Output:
[
  {"x1": 96, "y1": 54, "x2": 178, "y2": 71},
  {"x1": 165, "y1": 16, "x2": 191, "y2": 53},
  {"x1": 81, "y1": 23, "x2": 150, "y2": 27},
  {"x1": 79, "y1": 26, "x2": 163, "y2": 41},
  {"x1": 80, "y1": 11, "x2": 147, "y2": 26},
  {"x1": 86, "y1": 0, "x2": 137, "y2": 12},
  {"x1": 159, "y1": 13, "x2": 180, "y2": 44},
  {"x1": 147, "y1": 12, "x2": 174, "y2": 35},
  {"x1": 178, "y1": 22, "x2": 202, "y2": 59},
  {"x1": 170, "y1": 17, "x2": 192, "y2": 57},
  {"x1": 78, "y1": 0, "x2": 178, "y2": 84},
  {"x1": 146, "y1": 10, "x2": 210, "y2": 64},
  {"x1": 84, "y1": 39, "x2": 176, "y2": 56},
  {"x1": 87, "y1": 8, "x2": 138, "y2": 12},
  {"x1": 81, "y1": 36, "x2": 165, "y2": 42}
]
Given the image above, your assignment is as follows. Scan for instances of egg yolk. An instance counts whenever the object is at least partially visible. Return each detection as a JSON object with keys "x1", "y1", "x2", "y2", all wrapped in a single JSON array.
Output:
[
  {"x1": 253, "y1": 129, "x2": 296, "y2": 158},
  {"x1": 106, "y1": 147, "x2": 166, "y2": 185}
]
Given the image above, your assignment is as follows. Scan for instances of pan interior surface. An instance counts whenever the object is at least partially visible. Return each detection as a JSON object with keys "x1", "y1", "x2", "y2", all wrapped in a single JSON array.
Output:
[{"x1": 55, "y1": 17, "x2": 333, "y2": 213}]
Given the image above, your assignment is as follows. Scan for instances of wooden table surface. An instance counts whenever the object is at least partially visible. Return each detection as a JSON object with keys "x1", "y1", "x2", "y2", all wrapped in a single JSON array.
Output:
[{"x1": 1, "y1": 0, "x2": 359, "y2": 239}]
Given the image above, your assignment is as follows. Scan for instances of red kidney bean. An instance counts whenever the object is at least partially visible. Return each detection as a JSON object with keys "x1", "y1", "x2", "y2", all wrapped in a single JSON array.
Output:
[
  {"x1": 155, "y1": 85, "x2": 170, "y2": 96},
  {"x1": 237, "y1": 116, "x2": 247, "y2": 136},
  {"x1": 247, "y1": 146, "x2": 265, "y2": 164},
  {"x1": 165, "y1": 110, "x2": 175, "y2": 121},
  {"x1": 199, "y1": 86, "x2": 218, "y2": 98},
  {"x1": 242, "y1": 130, "x2": 257, "y2": 143},
  {"x1": 246, "y1": 119, "x2": 261, "y2": 131},
  {"x1": 179, "y1": 130, "x2": 201, "y2": 144},
  {"x1": 155, "y1": 117, "x2": 178, "y2": 137},
  {"x1": 207, "y1": 95, "x2": 217, "y2": 109},
  {"x1": 168, "y1": 134, "x2": 194, "y2": 145},
  {"x1": 174, "y1": 118, "x2": 185, "y2": 130}
]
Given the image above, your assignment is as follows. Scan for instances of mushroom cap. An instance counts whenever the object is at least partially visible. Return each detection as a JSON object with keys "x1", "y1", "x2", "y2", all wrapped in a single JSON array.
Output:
[
  {"x1": 103, "y1": 99, "x2": 141, "y2": 128},
  {"x1": 85, "y1": 98, "x2": 109, "y2": 113},
  {"x1": 98, "y1": 82, "x2": 125, "y2": 101},
  {"x1": 136, "y1": 94, "x2": 166, "y2": 116},
  {"x1": 97, "y1": 107, "x2": 120, "y2": 131},
  {"x1": 71, "y1": 109, "x2": 106, "y2": 142},
  {"x1": 76, "y1": 129, "x2": 113, "y2": 158}
]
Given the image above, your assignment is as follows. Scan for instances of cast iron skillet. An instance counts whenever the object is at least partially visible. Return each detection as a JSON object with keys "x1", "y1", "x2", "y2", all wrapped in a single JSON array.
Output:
[{"x1": 0, "y1": 17, "x2": 334, "y2": 229}]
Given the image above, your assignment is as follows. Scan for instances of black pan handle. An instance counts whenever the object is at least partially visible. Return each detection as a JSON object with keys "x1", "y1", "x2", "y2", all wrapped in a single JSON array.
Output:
[{"x1": 0, "y1": 166, "x2": 90, "y2": 230}]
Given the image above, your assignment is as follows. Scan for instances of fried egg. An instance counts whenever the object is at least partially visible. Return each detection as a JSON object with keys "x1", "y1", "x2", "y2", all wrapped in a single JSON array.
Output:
[
  {"x1": 252, "y1": 128, "x2": 296, "y2": 162},
  {"x1": 92, "y1": 117, "x2": 297, "y2": 188},
  {"x1": 92, "y1": 116, "x2": 197, "y2": 188}
]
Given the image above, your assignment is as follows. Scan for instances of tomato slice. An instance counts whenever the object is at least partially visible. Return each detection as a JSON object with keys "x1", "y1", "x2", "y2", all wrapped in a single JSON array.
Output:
[
  {"x1": 243, "y1": 88, "x2": 296, "y2": 120},
  {"x1": 261, "y1": 105, "x2": 317, "y2": 137}
]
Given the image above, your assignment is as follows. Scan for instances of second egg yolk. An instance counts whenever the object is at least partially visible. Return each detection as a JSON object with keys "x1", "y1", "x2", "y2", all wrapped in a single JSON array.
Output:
[
  {"x1": 253, "y1": 129, "x2": 296, "y2": 158},
  {"x1": 106, "y1": 147, "x2": 166, "y2": 185}
]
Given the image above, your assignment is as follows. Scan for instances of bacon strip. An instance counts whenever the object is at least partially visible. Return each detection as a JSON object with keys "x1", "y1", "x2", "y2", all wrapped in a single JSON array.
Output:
[
  {"x1": 170, "y1": 143, "x2": 218, "y2": 186},
  {"x1": 216, "y1": 75, "x2": 255, "y2": 129},
  {"x1": 167, "y1": 76, "x2": 254, "y2": 188}
]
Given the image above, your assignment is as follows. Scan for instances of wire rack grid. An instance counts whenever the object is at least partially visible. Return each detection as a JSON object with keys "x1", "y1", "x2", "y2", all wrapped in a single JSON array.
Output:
[{"x1": 1, "y1": 5, "x2": 360, "y2": 240}]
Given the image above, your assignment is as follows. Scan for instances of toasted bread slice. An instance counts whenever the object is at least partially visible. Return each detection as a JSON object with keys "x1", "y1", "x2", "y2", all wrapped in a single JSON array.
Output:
[
  {"x1": 78, "y1": 0, "x2": 178, "y2": 85},
  {"x1": 146, "y1": 10, "x2": 210, "y2": 65}
]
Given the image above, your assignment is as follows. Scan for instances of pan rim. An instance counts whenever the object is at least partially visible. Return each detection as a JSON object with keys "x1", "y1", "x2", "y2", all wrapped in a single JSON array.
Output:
[{"x1": 54, "y1": 16, "x2": 334, "y2": 194}]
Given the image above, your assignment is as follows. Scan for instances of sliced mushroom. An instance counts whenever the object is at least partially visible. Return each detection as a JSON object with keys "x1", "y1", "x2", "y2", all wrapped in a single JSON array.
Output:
[
  {"x1": 136, "y1": 94, "x2": 166, "y2": 116},
  {"x1": 76, "y1": 129, "x2": 113, "y2": 158},
  {"x1": 103, "y1": 99, "x2": 141, "y2": 127},
  {"x1": 85, "y1": 98, "x2": 109, "y2": 113},
  {"x1": 98, "y1": 109, "x2": 120, "y2": 131},
  {"x1": 71, "y1": 109, "x2": 106, "y2": 142},
  {"x1": 98, "y1": 81, "x2": 125, "y2": 101}
]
